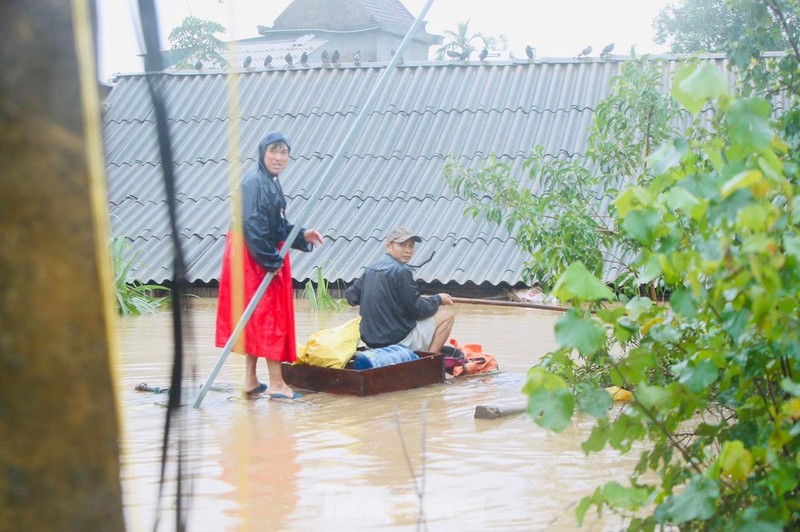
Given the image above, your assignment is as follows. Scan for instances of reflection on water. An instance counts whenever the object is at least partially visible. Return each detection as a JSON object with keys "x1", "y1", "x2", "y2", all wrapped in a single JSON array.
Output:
[{"x1": 117, "y1": 298, "x2": 637, "y2": 531}]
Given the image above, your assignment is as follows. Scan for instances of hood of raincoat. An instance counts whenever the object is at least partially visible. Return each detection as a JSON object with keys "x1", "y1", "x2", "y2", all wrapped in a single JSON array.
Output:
[{"x1": 257, "y1": 131, "x2": 291, "y2": 175}]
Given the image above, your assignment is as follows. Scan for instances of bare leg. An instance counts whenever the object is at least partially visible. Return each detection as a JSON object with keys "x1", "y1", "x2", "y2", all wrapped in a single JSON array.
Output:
[
  {"x1": 266, "y1": 359, "x2": 294, "y2": 397},
  {"x1": 243, "y1": 354, "x2": 261, "y2": 393},
  {"x1": 428, "y1": 307, "x2": 455, "y2": 353}
]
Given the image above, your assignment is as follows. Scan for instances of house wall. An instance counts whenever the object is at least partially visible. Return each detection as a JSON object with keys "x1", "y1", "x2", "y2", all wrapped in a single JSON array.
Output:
[{"x1": 259, "y1": 29, "x2": 432, "y2": 63}]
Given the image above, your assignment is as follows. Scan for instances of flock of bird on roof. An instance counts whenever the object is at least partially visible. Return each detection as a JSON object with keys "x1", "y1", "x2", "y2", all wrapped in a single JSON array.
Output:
[{"x1": 196, "y1": 42, "x2": 615, "y2": 70}]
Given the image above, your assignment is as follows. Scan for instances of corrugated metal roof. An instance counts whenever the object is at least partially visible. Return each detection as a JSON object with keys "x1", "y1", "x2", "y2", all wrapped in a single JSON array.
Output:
[{"x1": 102, "y1": 54, "x2": 742, "y2": 288}]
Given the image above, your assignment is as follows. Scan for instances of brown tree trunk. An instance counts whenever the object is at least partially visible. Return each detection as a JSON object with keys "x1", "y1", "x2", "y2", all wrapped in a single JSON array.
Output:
[{"x1": 0, "y1": 1, "x2": 125, "y2": 529}]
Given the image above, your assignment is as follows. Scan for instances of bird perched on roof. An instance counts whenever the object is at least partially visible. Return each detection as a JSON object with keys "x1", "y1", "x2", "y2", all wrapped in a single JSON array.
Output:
[
  {"x1": 353, "y1": 50, "x2": 361, "y2": 66},
  {"x1": 525, "y1": 45, "x2": 535, "y2": 61},
  {"x1": 479, "y1": 48, "x2": 488, "y2": 61},
  {"x1": 446, "y1": 50, "x2": 461, "y2": 60},
  {"x1": 300, "y1": 51, "x2": 308, "y2": 66},
  {"x1": 243, "y1": 55, "x2": 252, "y2": 69},
  {"x1": 195, "y1": 60, "x2": 203, "y2": 70},
  {"x1": 577, "y1": 45, "x2": 592, "y2": 58},
  {"x1": 264, "y1": 55, "x2": 272, "y2": 68},
  {"x1": 460, "y1": 49, "x2": 471, "y2": 61},
  {"x1": 285, "y1": 53, "x2": 293, "y2": 68},
  {"x1": 600, "y1": 43, "x2": 615, "y2": 58},
  {"x1": 321, "y1": 50, "x2": 329, "y2": 66},
  {"x1": 332, "y1": 49, "x2": 340, "y2": 66}
]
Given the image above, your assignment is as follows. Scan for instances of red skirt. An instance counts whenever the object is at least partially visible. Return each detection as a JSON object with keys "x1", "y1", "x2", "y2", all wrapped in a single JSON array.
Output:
[{"x1": 215, "y1": 232, "x2": 297, "y2": 362}]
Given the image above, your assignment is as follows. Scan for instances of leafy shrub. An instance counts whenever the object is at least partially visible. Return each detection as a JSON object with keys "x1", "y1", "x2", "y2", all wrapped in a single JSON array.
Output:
[
  {"x1": 110, "y1": 237, "x2": 170, "y2": 315},
  {"x1": 525, "y1": 62, "x2": 799, "y2": 529},
  {"x1": 303, "y1": 262, "x2": 345, "y2": 311}
]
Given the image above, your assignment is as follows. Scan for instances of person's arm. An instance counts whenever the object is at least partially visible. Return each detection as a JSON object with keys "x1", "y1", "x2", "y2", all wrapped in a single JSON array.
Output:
[
  {"x1": 242, "y1": 177, "x2": 283, "y2": 272},
  {"x1": 345, "y1": 276, "x2": 362, "y2": 306},
  {"x1": 436, "y1": 293, "x2": 454, "y2": 305},
  {"x1": 396, "y1": 268, "x2": 440, "y2": 319},
  {"x1": 288, "y1": 226, "x2": 323, "y2": 251},
  {"x1": 284, "y1": 223, "x2": 324, "y2": 252}
]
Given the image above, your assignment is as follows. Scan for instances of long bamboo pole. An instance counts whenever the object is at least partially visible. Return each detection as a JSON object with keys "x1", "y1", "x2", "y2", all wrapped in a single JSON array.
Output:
[
  {"x1": 193, "y1": 0, "x2": 437, "y2": 408},
  {"x1": 451, "y1": 296, "x2": 569, "y2": 312}
]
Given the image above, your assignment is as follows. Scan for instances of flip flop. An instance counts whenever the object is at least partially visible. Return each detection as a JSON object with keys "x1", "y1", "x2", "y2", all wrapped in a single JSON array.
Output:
[
  {"x1": 243, "y1": 382, "x2": 268, "y2": 398},
  {"x1": 268, "y1": 391, "x2": 303, "y2": 400}
]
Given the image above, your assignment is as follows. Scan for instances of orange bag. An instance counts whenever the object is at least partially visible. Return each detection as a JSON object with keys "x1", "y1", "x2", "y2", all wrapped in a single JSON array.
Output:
[{"x1": 446, "y1": 339, "x2": 499, "y2": 377}]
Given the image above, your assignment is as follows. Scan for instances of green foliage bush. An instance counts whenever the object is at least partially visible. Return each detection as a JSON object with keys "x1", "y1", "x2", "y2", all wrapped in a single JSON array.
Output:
[
  {"x1": 110, "y1": 237, "x2": 169, "y2": 315},
  {"x1": 447, "y1": 45, "x2": 800, "y2": 532},
  {"x1": 555, "y1": 60, "x2": 797, "y2": 529}
]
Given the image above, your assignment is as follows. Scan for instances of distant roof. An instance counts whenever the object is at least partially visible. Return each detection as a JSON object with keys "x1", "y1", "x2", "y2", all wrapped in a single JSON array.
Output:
[
  {"x1": 102, "y1": 54, "x2": 753, "y2": 289},
  {"x1": 272, "y1": 0, "x2": 415, "y2": 31},
  {"x1": 262, "y1": 0, "x2": 437, "y2": 44},
  {"x1": 357, "y1": 0, "x2": 414, "y2": 27}
]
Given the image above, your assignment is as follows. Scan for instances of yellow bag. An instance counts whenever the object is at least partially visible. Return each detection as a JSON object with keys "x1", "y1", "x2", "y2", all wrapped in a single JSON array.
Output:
[{"x1": 296, "y1": 316, "x2": 361, "y2": 368}]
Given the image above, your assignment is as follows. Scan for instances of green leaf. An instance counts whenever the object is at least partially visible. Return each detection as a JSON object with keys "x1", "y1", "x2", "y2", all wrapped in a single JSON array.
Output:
[
  {"x1": 737, "y1": 204, "x2": 769, "y2": 232},
  {"x1": 582, "y1": 420, "x2": 611, "y2": 453},
  {"x1": 670, "y1": 288, "x2": 698, "y2": 318},
  {"x1": 650, "y1": 138, "x2": 689, "y2": 175},
  {"x1": 673, "y1": 358, "x2": 718, "y2": 394},
  {"x1": 636, "y1": 254, "x2": 663, "y2": 285},
  {"x1": 608, "y1": 413, "x2": 645, "y2": 451},
  {"x1": 736, "y1": 508, "x2": 784, "y2": 532},
  {"x1": 727, "y1": 98, "x2": 773, "y2": 152},
  {"x1": 551, "y1": 262, "x2": 615, "y2": 302},
  {"x1": 674, "y1": 62, "x2": 729, "y2": 114},
  {"x1": 660, "y1": 476, "x2": 720, "y2": 524},
  {"x1": 783, "y1": 234, "x2": 800, "y2": 261},
  {"x1": 575, "y1": 494, "x2": 595, "y2": 526},
  {"x1": 718, "y1": 440, "x2": 754, "y2": 482},
  {"x1": 617, "y1": 348, "x2": 657, "y2": 384},
  {"x1": 576, "y1": 383, "x2": 613, "y2": 418},
  {"x1": 625, "y1": 296, "x2": 654, "y2": 320},
  {"x1": 596, "y1": 306, "x2": 626, "y2": 325},
  {"x1": 621, "y1": 207, "x2": 661, "y2": 245},
  {"x1": 781, "y1": 378, "x2": 800, "y2": 397},
  {"x1": 523, "y1": 367, "x2": 574, "y2": 432},
  {"x1": 664, "y1": 186, "x2": 700, "y2": 214},
  {"x1": 722, "y1": 309, "x2": 748, "y2": 341},
  {"x1": 634, "y1": 383, "x2": 672, "y2": 410},
  {"x1": 555, "y1": 310, "x2": 607, "y2": 355},
  {"x1": 600, "y1": 482, "x2": 651, "y2": 511},
  {"x1": 721, "y1": 169, "x2": 763, "y2": 199}
]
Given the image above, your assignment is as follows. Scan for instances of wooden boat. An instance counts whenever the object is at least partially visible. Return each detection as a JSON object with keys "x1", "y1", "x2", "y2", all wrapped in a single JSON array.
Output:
[{"x1": 281, "y1": 351, "x2": 445, "y2": 396}]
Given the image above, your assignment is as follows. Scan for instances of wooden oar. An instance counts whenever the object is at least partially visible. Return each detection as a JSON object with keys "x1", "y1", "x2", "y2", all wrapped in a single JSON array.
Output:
[{"x1": 452, "y1": 296, "x2": 569, "y2": 312}]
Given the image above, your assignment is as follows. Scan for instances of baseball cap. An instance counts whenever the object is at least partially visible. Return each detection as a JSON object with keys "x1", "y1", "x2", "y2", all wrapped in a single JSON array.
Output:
[{"x1": 386, "y1": 227, "x2": 422, "y2": 243}]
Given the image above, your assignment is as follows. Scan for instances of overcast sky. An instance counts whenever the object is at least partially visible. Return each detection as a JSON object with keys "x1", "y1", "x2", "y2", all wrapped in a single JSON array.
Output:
[{"x1": 96, "y1": 0, "x2": 674, "y2": 81}]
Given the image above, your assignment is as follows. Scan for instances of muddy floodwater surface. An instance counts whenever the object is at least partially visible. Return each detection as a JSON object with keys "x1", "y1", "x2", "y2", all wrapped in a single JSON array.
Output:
[{"x1": 116, "y1": 298, "x2": 639, "y2": 531}]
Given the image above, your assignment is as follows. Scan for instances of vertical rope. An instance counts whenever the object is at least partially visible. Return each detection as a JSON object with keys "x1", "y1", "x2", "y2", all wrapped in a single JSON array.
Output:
[{"x1": 135, "y1": 1, "x2": 193, "y2": 529}]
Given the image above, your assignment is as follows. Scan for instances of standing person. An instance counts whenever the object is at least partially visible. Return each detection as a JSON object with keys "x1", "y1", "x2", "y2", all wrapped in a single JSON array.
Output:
[
  {"x1": 215, "y1": 131, "x2": 323, "y2": 399},
  {"x1": 345, "y1": 227, "x2": 454, "y2": 352}
]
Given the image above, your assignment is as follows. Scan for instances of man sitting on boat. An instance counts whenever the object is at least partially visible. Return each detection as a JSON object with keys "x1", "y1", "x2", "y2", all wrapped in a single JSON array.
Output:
[{"x1": 345, "y1": 226, "x2": 455, "y2": 353}]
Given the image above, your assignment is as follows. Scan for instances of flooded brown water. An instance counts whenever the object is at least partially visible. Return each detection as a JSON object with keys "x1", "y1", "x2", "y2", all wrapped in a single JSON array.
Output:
[{"x1": 116, "y1": 298, "x2": 639, "y2": 531}]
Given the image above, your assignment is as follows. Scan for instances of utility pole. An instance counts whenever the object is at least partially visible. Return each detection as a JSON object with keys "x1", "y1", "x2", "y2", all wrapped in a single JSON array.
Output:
[{"x1": 0, "y1": 1, "x2": 125, "y2": 529}]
